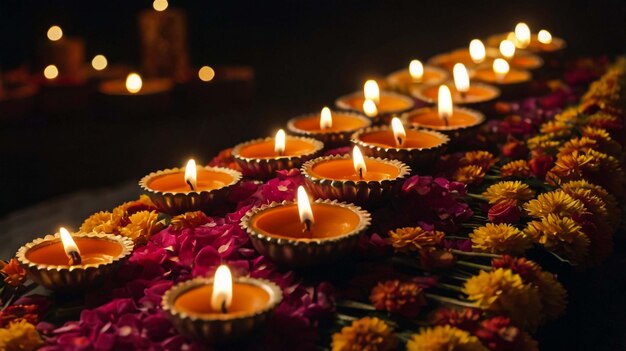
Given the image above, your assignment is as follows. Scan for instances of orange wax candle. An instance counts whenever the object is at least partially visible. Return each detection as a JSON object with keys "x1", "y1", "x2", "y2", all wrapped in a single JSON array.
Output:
[
  {"x1": 417, "y1": 84, "x2": 499, "y2": 104},
  {"x1": 308, "y1": 158, "x2": 400, "y2": 181},
  {"x1": 236, "y1": 137, "x2": 319, "y2": 159},
  {"x1": 406, "y1": 109, "x2": 482, "y2": 130},
  {"x1": 99, "y1": 78, "x2": 173, "y2": 96},
  {"x1": 337, "y1": 92, "x2": 414, "y2": 114},
  {"x1": 291, "y1": 112, "x2": 369, "y2": 133},
  {"x1": 474, "y1": 69, "x2": 531, "y2": 85},
  {"x1": 250, "y1": 203, "x2": 360, "y2": 240},
  {"x1": 358, "y1": 129, "x2": 445, "y2": 149},
  {"x1": 147, "y1": 169, "x2": 235, "y2": 193},
  {"x1": 174, "y1": 283, "x2": 270, "y2": 317},
  {"x1": 26, "y1": 238, "x2": 123, "y2": 266},
  {"x1": 387, "y1": 67, "x2": 448, "y2": 86}
]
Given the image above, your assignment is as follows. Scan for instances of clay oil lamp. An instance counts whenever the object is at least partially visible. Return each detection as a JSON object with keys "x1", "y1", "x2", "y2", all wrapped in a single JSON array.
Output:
[
  {"x1": 241, "y1": 186, "x2": 371, "y2": 267},
  {"x1": 163, "y1": 264, "x2": 282, "y2": 343},
  {"x1": 473, "y1": 58, "x2": 532, "y2": 98},
  {"x1": 232, "y1": 129, "x2": 324, "y2": 179},
  {"x1": 335, "y1": 80, "x2": 415, "y2": 125},
  {"x1": 287, "y1": 107, "x2": 371, "y2": 147},
  {"x1": 140, "y1": 159, "x2": 242, "y2": 214},
  {"x1": 386, "y1": 59, "x2": 448, "y2": 93},
  {"x1": 428, "y1": 39, "x2": 499, "y2": 71},
  {"x1": 16, "y1": 227, "x2": 133, "y2": 292}
]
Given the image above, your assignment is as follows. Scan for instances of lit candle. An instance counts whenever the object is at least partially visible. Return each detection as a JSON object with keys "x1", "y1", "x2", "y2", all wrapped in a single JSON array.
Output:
[
  {"x1": 515, "y1": 22, "x2": 531, "y2": 49},
  {"x1": 363, "y1": 98, "x2": 378, "y2": 118},
  {"x1": 184, "y1": 159, "x2": 197, "y2": 190},
  {"x1": 320, "y1": 107, "x2": 332, "y2": 130},
  {"x1": 499, "y1": 39, "x2": 516, "y2": 60},
  {"x1": 352, "y1": 146, "x2": 367, "y2": 179},
  {"x1": 274, "y1": 129, "x2": 286, "y2": 156},
  {"x1": 453, "y1": 63, "x2": 470, "y2": 100},
  {"x1": 44, "y1": 65, "x2": 59, "y2": 80},
  {"x1": 364, "y1": 80, "x2": 380, "y2": 104},
  {"x1": 438, "y1": 85, "x2": 453, "y2": 127},
  {"x1": 538, "y1": 29, "x2": 552, "y2": 44},
  {"x1": 16, "y1": 229, "x2": 134, "y2": 291},
  {"x1": 286, "y1": 108, "x2": 371, "y2": 147},
  {"x1": 297, "y1": 186, "x2": 315, "y2": 232},
  {"x1": 469, "y1": 39, "x2": 486, "y2": 64},
  {"x1": 47, "y1": 25, "x2": 63, "y2": 41},
  {"x1": 99, "y1": 73, "x2": 173, "y2": 96},
  {"x1": 391, "y1": 117, "x2": 406, "y2": 147},
  {"x1": 91, "y1": 55, "x2": 108, "y2": 71},
  {"x1": 126, "y1": 73, "x2": 143, "y2": 94},
  {"x1": 409, "y1": 60, "x2": 424, "y2": 82},
  {"x1": 164, "y1": 266, "x2": 282, "y2": 342},
  {"x1": 493, "y1": 58, "x2": 510, "y2": 82}
]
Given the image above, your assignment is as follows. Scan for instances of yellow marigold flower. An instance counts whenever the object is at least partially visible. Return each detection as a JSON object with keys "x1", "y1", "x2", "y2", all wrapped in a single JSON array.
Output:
[
  {"x1": 523, "y1": 190, "x2": 588, "y2": 219},
  {"x1": 540, "y1": 120, "x2": 573, "y2": 138},
  {"x1": 464, "y1": 268, "x2": 542, "y2": 330},
  {"x1": 332, "y1": 317, "x2": 397, "y2": 351},
  {"x1": 80, "y1": 211, "x2": 122, "y2": 234},
  {"x1": 460, "y1": 151, "x2": 498, "y2": 170},
  {"x1": 170, "y1": 211, "x2": 211, "y2": 230},
  {"x1": 407, "y1": 325, "x2": 488, "y2": 351},
  {"x1": 388, "y1": 227, "x2": 444, "y2": 253},
  {"x1": 526, "y1": 133, "x2": 562, "y2": 152},
  {"x1": 587, "y1": 112, "x2": 621, "y2": 130},
  {"x1": 482, "y1": 181, "x2": 535, "y2": 205},
  {"x1": 545, "y1": 151, "x2": 600, "y2": 186},
  {"x1": 500, "y1": 160, "x2": 531, "y2": 179},
  {"x1": 560, "y1": 180, "x2": 619, "y2": 228},
  {"x1": 554, "y1": 107, "x2": 581, "y2": 124},
  {"x1": 470, "y1": 223, "x2": 532, "y2": 255},
  {"x1": 557, "y1": 137, "x2": 599, "y2": 157},
  {"x1": 535, "y1": 271, "x2": 568, "y2": 320},
  {"x1": 0, "y1": 320, "x2": 43, "y2": 351},
  {"x1": 453, "y1": 165, "x2": 485, "y2": 185},
  {"x1": 524, "y1": 214, "x2": 590, "y2": 264},
  {"x1": 120, "y1": 210, "x2": 161, "y2": 243}
]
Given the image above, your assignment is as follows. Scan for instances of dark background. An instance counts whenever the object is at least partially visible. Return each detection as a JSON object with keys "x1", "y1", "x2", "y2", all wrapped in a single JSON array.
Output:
[{"x1": 1, "y1": 1, "x2": 626, "y2": 349}]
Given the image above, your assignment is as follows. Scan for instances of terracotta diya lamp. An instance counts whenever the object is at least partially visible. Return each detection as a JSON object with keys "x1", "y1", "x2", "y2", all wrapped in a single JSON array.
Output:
[
  {"x1": 386, "y1": 59, "x2": 448, "y2": 93},
  {"x1": 486, "y1": 25, "x2": 566, "y2": 58},
  {"x1": 428, "y1": 39, "x2": 499, "y2": 71},
  {"x1": 287, "y1": 107, "x2": 371, "y2": 147},
  {"x1": 140, "y1": 159, "x2": 242, "y2": 214},
  {"x1": 411, "y1": 63, "x2": 500, "y2": 112},
  {"x1": 241, "y1": 186, "x2": 371, "y2": 267},
  {"x1": 301, "y1": 146, "x2": 410, "y2": 205},
  {"x1": 352, "y1": 117, "x2": 449, "y2": 168},
  {"x1": 335, "y1": 80, "x2": 415, "y2": 125},
  {"x1": 16, "y1": 227, "x2": 133, "y2": 291},
  {"x1": 98, "y1": 72, "x2": 174, "y2": 118},
  {"x1": 473, "y1": 59, "x2": 532, "y2": 98},
  {"x1": 495, "y1": 38, "x2": 544, "y2": 72},
  {"x1": 232, "y1": 129, "x2": 324, "y2": 179},
  {"x1": 402, "y1": 85, "x2": 485, "y2": 145},
  {"x1": 163, "y1": 265, "x2": 282, "y2": 344}
]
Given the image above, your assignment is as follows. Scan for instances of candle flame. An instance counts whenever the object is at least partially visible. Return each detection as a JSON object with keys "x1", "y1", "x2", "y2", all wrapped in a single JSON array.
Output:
[
  {"x1": 469, "y1": 39, "x2": 486, "y2": 64},
  {"x1": 453, "y1": 63, "x2": 470, "y2": 93},
  {"x1": 91, "y1": 55, "x2": 108, "y2": 71},
  {"x1": 391, "y1": 117, "x2": 406, "y2": 147},
  {"x1": 364, "y1": 80, "x2": 380, "y2": 104},
  {"x1": 44, "y1": 65, "x2": 59, "y2": 80},
  {"x1": 297, "y1": 186, "x2": 314, "y2": 231},
  {"x1": 352, "y1": 146, "x2": 367, "y2": 179},
  {"x1": 184, "y1": 159, "x2": 197, "y2": 191},
  {"x1": 47, "y1": 25, "x2": 63, "y2": 41},
  {"x1": 514, "y1": 22, "x2": 531, "y2": 48},
  {"x1": 211, "y1": 265, "x2": 233, "y2": 313},
  {"x1": 274, "y1": 129, "x2": 286, "y2": 155},
  {"x1": 198, "y1": 66, "x2": 215, "y2": 82},
  {"x1": 538, "y1": 29, "x2": 552, "y2": 44},
  {"x1": 153, "y1": 0, "x2": 168, "y2": 11},
  {"x1": 320, "y1": 107, "x2": 333, "y2": 130},
  {"x1": 126, "y1": 73, "x2": 143, "y2": 94},
  {"x1": 438, "y1": 85, "x2": 453, "y2": 126},
  {"x1": 59, "y1": 227, "x2": 81, "y2": 265},
  {"x1": 493, "y1": 58, "x2": 510, "y2": 82},
  {"x1": 499, "y1": 39, "x2": 516, "y2": 59},
  {"x1": 363, "y1": 99, "x2": 378, "y2": 117},
  {"x1": 409, "y1": 60, "x2": 424, "y2": 82}
]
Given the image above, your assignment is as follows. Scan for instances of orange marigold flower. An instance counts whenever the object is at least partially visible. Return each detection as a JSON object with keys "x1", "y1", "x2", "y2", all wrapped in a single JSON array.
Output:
[
  {"x1": 554, "y1": 107, "x2": 581, "y2": 124},
  {"x1": 587, "y1": 112, "x2": 622, "y2": 131},
  {"x1": 500, "y1": 160, "x2": 531, "y2": 179},
  {"x1": 0, "y1": 259, "x2": 27, "y2": 287},
  {"x1": 464, "y1": 268, "x2": 542, "y2": 330},
  {"x1": 0, "y1": 320, "x2": 43, "y2": 351},
  {"x1": 540, "y1": 120, "x2": 573, "y2": 138},
  {"x1": 545, "y1": 151, "x2": 600, "y2": 186},
  {"x1": 388, "y1": 227, "x2": 445, "y2": 253},
  {"x1": 407, "y1": 325, "x2": 488, "y2": 351},
  {"x1": 560, "y1": 180, "x2": 619, "y2": 228},
  {"x1": 453, "y1": 165, "x2": 485, "y2": 185},
  {"x1": 482, "y1": 181, "x2": 535, "y2": 205},
  {"x1": 79, "y1": 211, "x2": 122, "y2": 234},
  {"x1": 119, "y1": 210, "x2": 161, "y2": 243},
  {"x1": 170, "y1": 211, "x2": 212, "y2": 230},
  {"x1": 524, "y1": 214, "x2": 590, "y2": 264},
  {"x1": 460, "y1": 151, "x2": 498, "y2": 170},
  {"x1": 526, "y1": 133, "x2": 562, "y2": 152},
  {"x1": 370, "y1": 280, "x2": 427, "y2": 318},
  {"x1": 523, "y1": 190, "x2": 588, "y2": 219},
  {"x1": 332, "y1": 317, "x2": 397, "y2": 351},
  {"x1": 470, "y1": 223, "x2": 532, "y2": 255}
]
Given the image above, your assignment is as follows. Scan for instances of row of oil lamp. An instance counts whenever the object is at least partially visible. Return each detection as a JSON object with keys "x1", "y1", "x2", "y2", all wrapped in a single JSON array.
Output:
[{"x1": 15, "y1": 23, "x2": 565, "y2": 344}]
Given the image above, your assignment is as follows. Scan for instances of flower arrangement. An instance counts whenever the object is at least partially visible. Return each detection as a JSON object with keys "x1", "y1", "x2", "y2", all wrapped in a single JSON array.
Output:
[{"x1": 1, "y1": 56, "x2": 624, "y2": 351}]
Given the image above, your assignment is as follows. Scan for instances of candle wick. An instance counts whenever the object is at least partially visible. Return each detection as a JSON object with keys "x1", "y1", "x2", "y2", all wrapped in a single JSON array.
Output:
[
  {"x1": 303, "y1": 218, "x2": 313, "y2": 233},
  {"x1": 460, "y1": 91, "x2": 467, "y2": 101},
  {"x1": 68, "y1": 250, "x2": 82, "y2": 265},
  {"x1": 186, "y1": 180, "x2": 195, "y2": 191},
  {"x1": 221, "y1": 299, "x2": 228, "y2": 314},
  {"x1": 358, "y1": 168, "x2": 364, "y2": 180},
  {"x1": 396, "y1": 136, "x2": 404, "y2": 147},
  {"x1": 443, "y1": 114, "x2": 449, "y2": 127}
]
